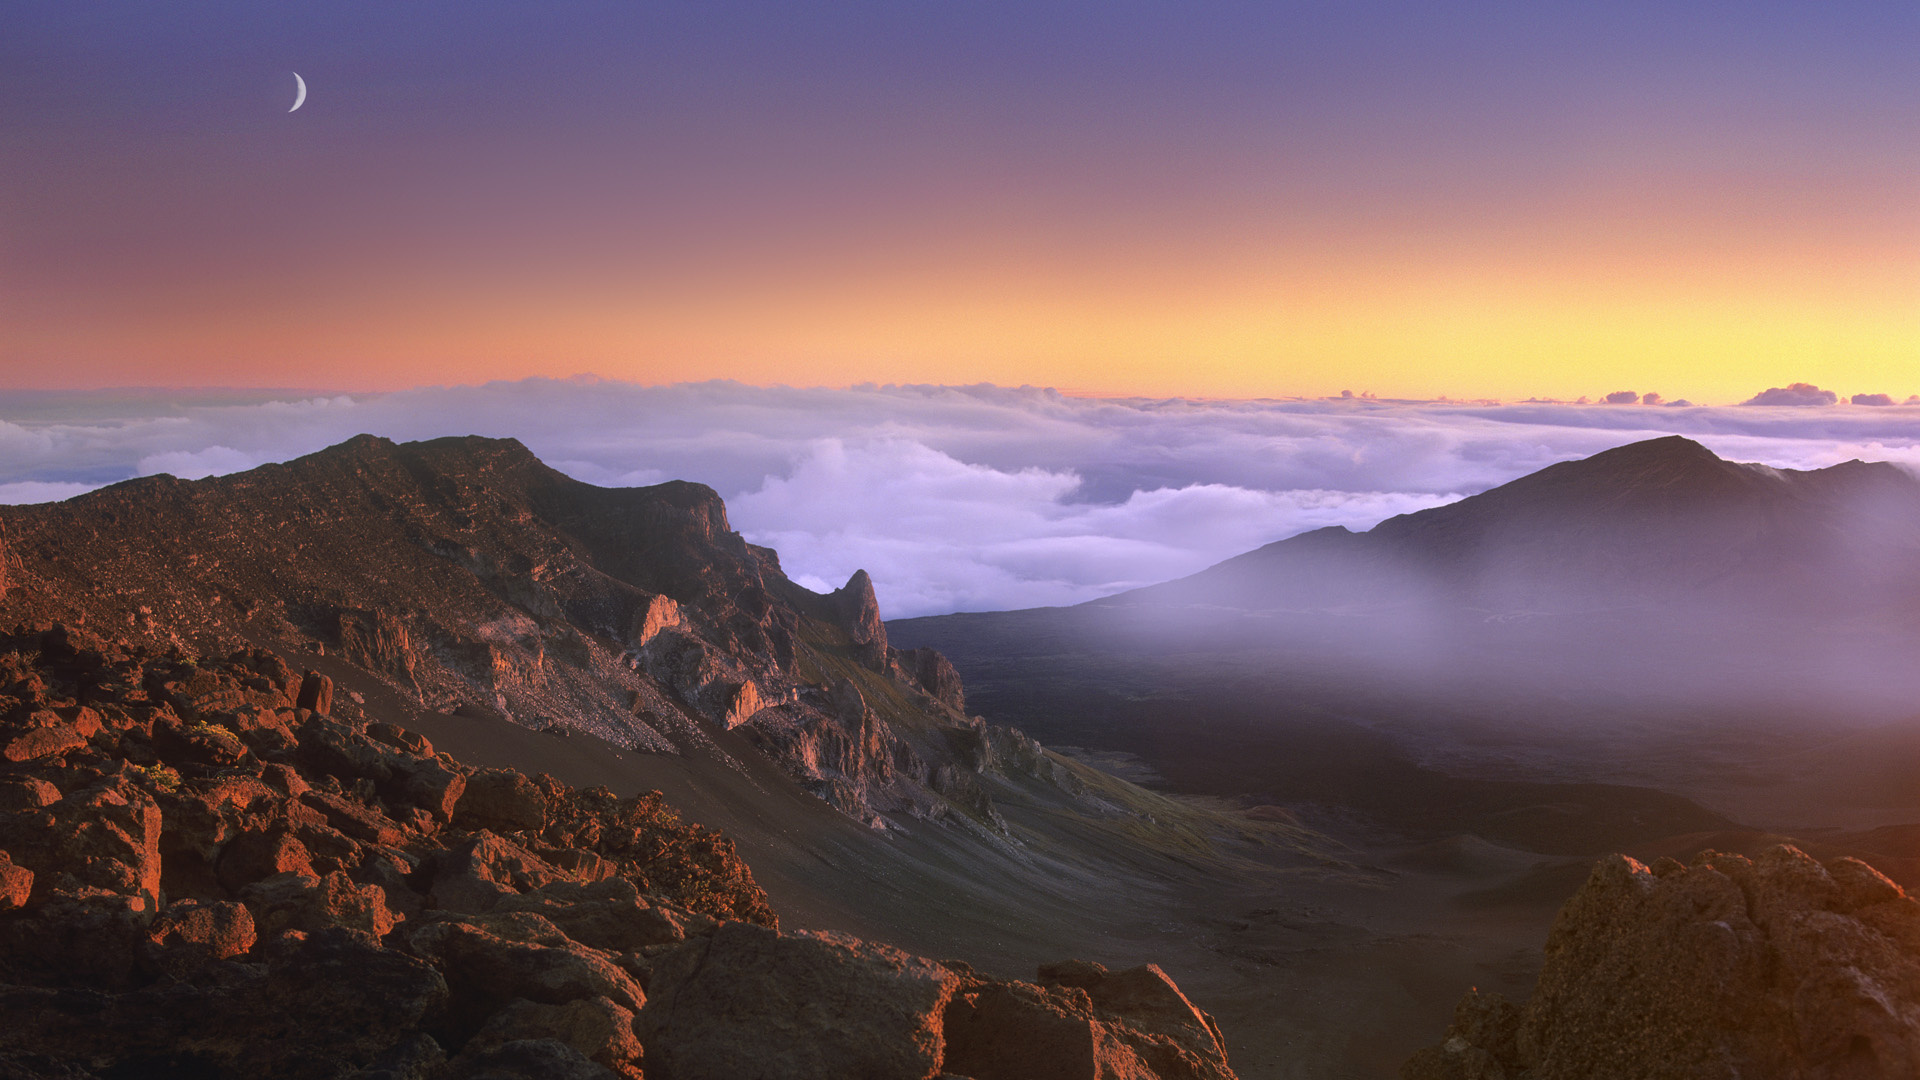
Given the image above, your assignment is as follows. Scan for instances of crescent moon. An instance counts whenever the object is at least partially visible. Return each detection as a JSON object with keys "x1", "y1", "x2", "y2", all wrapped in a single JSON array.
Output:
[{"x1": 289, "y1": 72, "x2": 307, "y2": 113}]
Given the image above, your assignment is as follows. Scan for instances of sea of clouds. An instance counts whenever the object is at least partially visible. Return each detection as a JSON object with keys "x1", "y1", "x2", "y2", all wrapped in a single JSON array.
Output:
[{"x1": 4, "y1": 379, "x2": 1920, "y2": 617}]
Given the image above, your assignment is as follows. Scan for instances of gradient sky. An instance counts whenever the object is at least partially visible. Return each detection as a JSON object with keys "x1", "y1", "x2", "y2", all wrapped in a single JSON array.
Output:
[{"x1": 4, "y1": 2, "x2": 1916, "y2": 402}]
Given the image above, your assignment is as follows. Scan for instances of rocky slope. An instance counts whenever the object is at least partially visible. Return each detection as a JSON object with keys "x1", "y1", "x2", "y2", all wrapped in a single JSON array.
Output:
[
  {"x1": 0, "y1": 623, "x2": 1240, "y2": 1079},
  {"x1": 0, "y1": 434, "x2": 993, "y2": 831},
  {"x1": 0, "y1": 436, "x2": 1268, "y2": 1079},
  {"x1": 1404, "y1": 844, "x2": 1920, "y2": 1079}
]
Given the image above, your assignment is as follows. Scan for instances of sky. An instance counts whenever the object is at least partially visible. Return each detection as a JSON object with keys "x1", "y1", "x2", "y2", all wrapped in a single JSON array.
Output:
[
  {"x1": 4, "y1": 2, "x2": 1917, "y2": 402},
  {"x1": 7, "y1": 379, "x2": 1920, "y2": 616}
]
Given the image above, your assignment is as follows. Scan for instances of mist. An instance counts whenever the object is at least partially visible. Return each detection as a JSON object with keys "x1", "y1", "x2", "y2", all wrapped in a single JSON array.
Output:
[{"x1": 8, "y1": 379, "x2": 1920, "y2": 616}]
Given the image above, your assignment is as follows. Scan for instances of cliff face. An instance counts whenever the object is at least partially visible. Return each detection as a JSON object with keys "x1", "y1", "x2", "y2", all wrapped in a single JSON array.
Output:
[
  {"x1": 0, "y1": 435, "x2": 1001, "y2": 829},
  {"x1": 1405, "y1": 844, "x2": 1920, "y2": 1079}
]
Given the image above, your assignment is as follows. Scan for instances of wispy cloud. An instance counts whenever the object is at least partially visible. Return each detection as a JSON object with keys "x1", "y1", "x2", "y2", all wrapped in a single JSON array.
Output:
[{"x1": 7, "y1": 379, "x2": 1920, "y2": 616}]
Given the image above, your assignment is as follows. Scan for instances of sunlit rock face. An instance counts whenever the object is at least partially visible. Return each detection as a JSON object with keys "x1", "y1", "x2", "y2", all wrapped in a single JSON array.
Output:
[{"x1": 1404, "y1": 845, "x2": 1920, "y2": 1080}]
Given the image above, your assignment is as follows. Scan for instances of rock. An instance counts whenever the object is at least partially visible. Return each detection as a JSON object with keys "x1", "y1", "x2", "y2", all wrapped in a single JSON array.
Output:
[
  {"x1": 0, "y1": 776, "x2": 61, "y2": 811},
  {"x1": 635, "y1": 922, "x2": 955, "y2": 1080},
  {"x1": 1404, "y1": 845, "x2": 1920, "y2": 1080},
  {"x1": 297, "y1": 670, "x2": 335, "y2": 715},
  {"x1": 296, "y1": 715, "x2": 397, "y2": 785},
  {"x1": 943, "y1": 962, "x2": 1237, "y2": 1080},
  {"x1": 240, "y1": 869, "x2": 402, "y2": 938},
  {"x1": 629, "y1": 594, "x2": 682, "y2": 649},
  {"x1": 1037, "y1": 961, "x2": 1229, "y2": 1068},
  {"x1": 0, "y1": 928, "x2": 445, "y2": 1076},
  {"x1": 46, "y1": 776, "x2": 164, "y2": 911},
  {"x1": 217, "y1": 828, "x2": 317, "y2": 892},
  {"x1": 349, "y1": 1032, "x2": 449, "y2": 1080},
  {"x1": 0, "y1": 850, "x2": 32, "y2": 910},
  {"x1": 397, "y1": 756, "x2": 467, "y2": 821},
  {"x1": 255, "y1": 927, "x2": 451, "y2": 1072},
  {"x1": 427, "y1": 831, "x2": 564, "y2": 914},
  {"x1": 366, "y1": 722, "x2": 432, "y2": 757},
  {"x1": 449, "y1": 1038, "x2": 618, "y2": 1080},
  {"x1": 459, "y1": 996, "x2": 641, "y2": 1078},
  {"x1": 144, "y1": 898, "x2": 257, "y2": 976},
  {"x1": 408, "y1": 912, "x2": 646, "y2": 1019},
  {"x1": 494, "y1": 878, "x2": 697, "y2": 952},
  {"x1": 301, "y1": 789, "x2": 411, "y2": 846},
  {"x1": 827, "y1": 569, "x2": 889, "y2": 666},
  {"x1": 0, "y1": 892, "x2": 150, "y2": 989},
  {"x1": 3, "y1": 719, "x2": 95, "y2": 763},
  {"x1": 454, "y1": 770, "x2": 549, "y2": 834},
  {"x1": 898, "y1": 646, "x2": 966, "y2": 713}
]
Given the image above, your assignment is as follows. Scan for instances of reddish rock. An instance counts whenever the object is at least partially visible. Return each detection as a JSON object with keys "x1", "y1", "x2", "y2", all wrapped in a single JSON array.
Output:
[
  {"x1": 398, "y1": 755, "x2": 467, "y2": 821},
  {"x1": 0, "y1": 892, "x2": 150, "y2": 989},
  {"x1": 300, "y1": 789, "x2": 410, "y2": 846},
  {"x1": 47, "y1": 777, "x2": 164, "y2": 911},
  {"x1": 3, "y1": 720, "x2": 93, "y2": 763},
  {"x1": 408, "y1": 911, "x2": 646, "y2": 1015},
  {"x1": 942, "y1": 964, "x2": 1236, "y2": 1080},
  {"x1": 636, "y1": 922, "x2": 955, "y2": 1080},
  {"x1": 145, "y1": 898, "x2": 256, "y2": 975},
  {"x1": 460, "y1": 995, "x2": 642, "y2": 1079},
  {"x1": 898, "y1": 646, "x2": 967, "y2": 713},
  {"x1": 454, "y1": 769, "x2": 549, "y2": 833},
  {"x1": 0, "y1": 850, "x2": 32, "y2": 910},
  {"x1": 0, "y1": 776, "x2": 59, "y2": 811},
  {"x1": 296, "y1": 671, "x2": 334, "y2": 715},
  {"x1": 240, "y1": 869, "x2": 401, "y2": 938},
  {"x1": 217, "y1": 828, "x2": 316, "y2": 893},
  {"x1": 827, "y1": 569, "x2": 889, "y2": 667},
  {"x1": 367, "y1": 721, "x2": 433, "y2": 757},
  {"x1": 1404, "y1": 845, "x2": 1920, "y2": 1080},
  {"x1": 428, "y1": 830, "x2": 565, "y2": 914},
  {"x1": 495, "y1": 878, "x2": 702, "y2": 953}
]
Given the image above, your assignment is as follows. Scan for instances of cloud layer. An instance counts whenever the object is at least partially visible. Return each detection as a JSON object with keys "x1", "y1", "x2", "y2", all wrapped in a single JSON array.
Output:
[{"x1": 6, "y1": 380, "x2": 1920, "y2": 616}]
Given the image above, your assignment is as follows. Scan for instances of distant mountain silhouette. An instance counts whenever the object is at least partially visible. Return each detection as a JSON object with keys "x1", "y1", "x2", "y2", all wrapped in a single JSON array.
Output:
[{"x1": 1108, "y1": 435, "x2": 1920, "y2": 616}]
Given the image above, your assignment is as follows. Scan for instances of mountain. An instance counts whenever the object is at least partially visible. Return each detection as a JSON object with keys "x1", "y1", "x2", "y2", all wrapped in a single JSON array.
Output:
[
  {"x1": 0, "y1": 433, "x2": 1387, "y2": 1079},
  {"x1": 1113, "y1": 435, "x2": 1920, "y2": 616},
  {"x1": 890, "y1": 436, "x2": 1920, "y2": 857},
  {"x1": 0, "y1": 433, "x2": 1002, "y2": 830}
]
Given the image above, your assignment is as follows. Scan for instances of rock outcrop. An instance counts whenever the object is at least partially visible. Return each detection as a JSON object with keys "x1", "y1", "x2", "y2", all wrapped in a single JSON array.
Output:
[
  {"x1": 0, "y1": 623, "x2": 1238, "y2": 1080},
  {"x1": 1404, "y1": 844, "x2": 1920, "y2": 1079}
]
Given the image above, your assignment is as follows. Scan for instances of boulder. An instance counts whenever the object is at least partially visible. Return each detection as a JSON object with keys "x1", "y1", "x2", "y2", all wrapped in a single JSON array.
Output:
[
  {"x1": 0, "y1": 892, "x2": 149, "y2": 989},
  {"x1": 3, "y1": 718, "x2": 96, "y2": 763},
  {"x1": 217, "y1": 828, "x2": 316, "y2": 892},
  {"x1": 458, "y1": 996, "x2": 641, "y2": 1078},
  {"x1": 0, "y1": 776, "x2": 61, "y2": 811},
  {"x1": 240, "y1": 869, "x2": 402, "y2": 938},
  {"x1": 427, "y1": 830, "x2": 564, "y2": 914},
  {"x1": 144, "y1": 898, "x2": 257, "y2": 976},
  {"x1": 1404, "y1": 845, "x2": 1920, "y2": 1080},
  {"x1": 454, "y1": 770, "x2": 549, "y2": 834},
  {"x1": 449, "y1": 1039, "x2": 617, "y2": 1080},
  {"x1": 301, "y1": 789, "x2": 411, "y2": 846},
  {"x1": 636, "y1": 922, "x2": 956, "y2": 1080},
  {"x1": 0, "y1": 928, "x2": 446, "y2": 1076},
  {"x1": 0, "y1": 850, "x2": 32, "y2": 910},
  {"x1": 46, "y1": 776, "x2": 164, "y2": 910},
  {"x1": 296, "y1": 671, "x2": 334, "y2": 715},
  {"x1": 494, "y1": 878, "x2": 700, "y2": 953},
  {"x1": 943, "y1": 964, "x2": 1237, "y2": 1080},
  {"x1": 408, "y1": 912, "x2": 645, "y2": 1019}
]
